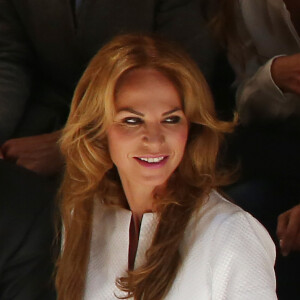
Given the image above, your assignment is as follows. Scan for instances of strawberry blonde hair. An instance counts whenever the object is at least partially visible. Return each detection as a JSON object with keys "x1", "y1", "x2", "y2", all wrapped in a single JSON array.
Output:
[{"x1": 56, "y1": 33, "x2": 235, "y2": 300}]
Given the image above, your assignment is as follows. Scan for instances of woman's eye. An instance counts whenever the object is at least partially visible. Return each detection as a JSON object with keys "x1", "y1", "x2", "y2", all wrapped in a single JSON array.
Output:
[
  {"x1": 123, "y1": 117, "x2": 143, "y2": 125},
  {"x1": 163, "y1": 116, "x2": 181, "y2": 124}
]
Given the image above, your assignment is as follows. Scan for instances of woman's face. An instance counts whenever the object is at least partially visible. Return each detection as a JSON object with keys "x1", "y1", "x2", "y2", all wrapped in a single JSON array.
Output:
[{"x1": 107, "y1": 68, "x2": 188, "y2": 189}]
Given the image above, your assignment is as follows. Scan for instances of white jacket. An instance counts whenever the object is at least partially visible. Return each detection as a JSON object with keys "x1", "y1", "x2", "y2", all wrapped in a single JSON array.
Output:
[{"x1": 84, "y1": 191, "x2": 277, "y2": 299}]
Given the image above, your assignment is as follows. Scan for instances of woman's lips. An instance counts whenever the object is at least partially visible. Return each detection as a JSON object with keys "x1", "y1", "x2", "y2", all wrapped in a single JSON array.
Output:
[{"x1": 134, "y1": 155, "x2": 169, "y2": 168}]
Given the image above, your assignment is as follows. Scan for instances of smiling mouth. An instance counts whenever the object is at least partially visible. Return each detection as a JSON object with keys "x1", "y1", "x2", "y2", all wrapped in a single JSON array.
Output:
[
  {"x1": 138, "y1": 156, "x2": 165, "y2": 163},
  {"x1": 134, "y1": 155, "x2": 169, "y2": 166}
]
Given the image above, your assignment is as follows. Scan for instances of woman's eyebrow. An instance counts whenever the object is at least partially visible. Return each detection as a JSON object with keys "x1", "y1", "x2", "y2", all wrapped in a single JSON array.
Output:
[
  {"x1": 116, "y1": 107, "x2": 182, "y2": 116},
  {"x1": 116, "y1": 107, "x2": 144, "y2": 116},
  {"x1": 162, "y1": 108, "x2": 182, "y2": 116}
]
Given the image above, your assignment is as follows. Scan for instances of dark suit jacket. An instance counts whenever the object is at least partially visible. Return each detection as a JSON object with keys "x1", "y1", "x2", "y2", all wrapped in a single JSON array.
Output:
[
  {"x1": 0, "y1": 0, "x2": 214, "y2": 143},
  {"x1": 0, "y1": 160, "x2": 57, "y2": 300}
]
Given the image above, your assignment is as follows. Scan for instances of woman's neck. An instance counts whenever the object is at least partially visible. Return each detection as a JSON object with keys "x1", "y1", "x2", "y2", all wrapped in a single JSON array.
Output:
[
  {"x1": 121, "y1": 179, "x2": 157, "y2": 217},
  {"x1": 127, "y1": 187, "x2": 154, "y2": 217},
  {"x1": 122, "y1": 180, "x2": 166, "y2": 270}
]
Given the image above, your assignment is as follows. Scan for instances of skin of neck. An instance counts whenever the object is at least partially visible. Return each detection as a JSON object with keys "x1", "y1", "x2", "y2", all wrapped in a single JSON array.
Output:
[
  {"x1": 122, "y1": 179, "x2": 155, "y2": 219},
  {"x1": 119, "y1": 174, "x2": 166, "y2": 225},
  {"x1": 118, "y1": 174, "x2": 168, "y2": 269}
]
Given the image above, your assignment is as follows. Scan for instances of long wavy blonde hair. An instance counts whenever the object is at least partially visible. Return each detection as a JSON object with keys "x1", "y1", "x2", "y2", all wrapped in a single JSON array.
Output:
[{"x1": 56, "y1": 33, "x2": 235, "y2": 300}]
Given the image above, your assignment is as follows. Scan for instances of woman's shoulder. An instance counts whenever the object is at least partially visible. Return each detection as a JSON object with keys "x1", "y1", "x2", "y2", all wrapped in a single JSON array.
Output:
[
  {"x1": 202, "y1": 189, "x2": 244, "y2": 216},
  {"x1": 190, "y1": 190, "x2": 275, "y2": 259},
  {"x1": 182, "y1": 190, "x2": 277, "y2": 298},
  {"x1": 196, "y1": 189, "x2": 251, "y2": 224}
]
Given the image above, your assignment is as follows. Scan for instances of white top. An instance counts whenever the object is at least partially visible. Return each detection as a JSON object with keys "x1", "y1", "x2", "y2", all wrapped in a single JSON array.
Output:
[
  {"x1": 228, "y1": 0, "x2": 300, "y2": 124},
  {"x1": 84, "y1": 190, "x2": 277, "y2": 299}
]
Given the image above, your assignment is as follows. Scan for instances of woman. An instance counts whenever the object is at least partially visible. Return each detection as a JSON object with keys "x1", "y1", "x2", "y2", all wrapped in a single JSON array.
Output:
[{"x1": 56, "y1": 34, "x2": 276, "y2": 300}]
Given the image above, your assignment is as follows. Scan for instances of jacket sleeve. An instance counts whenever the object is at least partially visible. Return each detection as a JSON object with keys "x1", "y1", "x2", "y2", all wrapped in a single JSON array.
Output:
[
  {"x1": 0, "y1": 0, "x2": 34, "y2": 144},
  {"x1": 227, "y1": 0, "x2": 300, "y2": 125},
  {"x1": 210, "y1": 211, "x2": 277, "y2": 300},
  {"x1": 234, "y1": 54, "x2": 300, "y2": 124}
]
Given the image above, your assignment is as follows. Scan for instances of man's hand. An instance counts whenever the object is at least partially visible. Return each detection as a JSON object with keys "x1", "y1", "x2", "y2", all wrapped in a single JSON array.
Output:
[
  {"x1": 271, "y1": 53, "x2": 300, "y2": 95},
  {"x1": 277, "y1": 204, "x2": 300, "y2": 256},
  {"x1": 1, "y1": 131, "x2": 64, "y2": 176}
]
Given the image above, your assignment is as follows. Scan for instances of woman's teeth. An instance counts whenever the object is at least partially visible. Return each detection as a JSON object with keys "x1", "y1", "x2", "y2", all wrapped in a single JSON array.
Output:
[{"x1": 138, "y1": 156, "x2": 165, "y2": 163}]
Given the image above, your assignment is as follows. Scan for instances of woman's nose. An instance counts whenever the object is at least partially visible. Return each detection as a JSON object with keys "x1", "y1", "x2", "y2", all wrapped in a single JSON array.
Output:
[{"x1": 142, "y1": 124, "x2": 165, "y2": 145}]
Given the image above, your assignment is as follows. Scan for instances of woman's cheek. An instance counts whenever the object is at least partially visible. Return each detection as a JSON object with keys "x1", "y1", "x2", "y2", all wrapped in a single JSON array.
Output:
[{"x1": 177, "y1": 125, "x2": 189, "y2": 143}]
